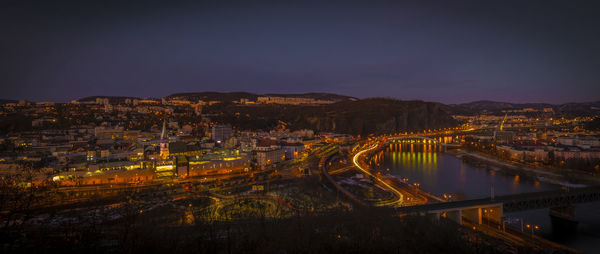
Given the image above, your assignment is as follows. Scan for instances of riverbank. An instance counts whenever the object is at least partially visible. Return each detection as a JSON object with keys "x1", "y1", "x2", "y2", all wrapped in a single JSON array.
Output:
[{"x1": 451, "y1": 149, "x2": 600, "y2": 187}]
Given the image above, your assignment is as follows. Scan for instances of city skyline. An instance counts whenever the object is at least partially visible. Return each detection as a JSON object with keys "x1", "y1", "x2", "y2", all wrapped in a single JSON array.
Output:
[
  {"x1": 2, "y1": 0, "x2": 600, "y2": 104},
  {"x1": 2, "y1": 1, "x2": 600, "y2": 253}
]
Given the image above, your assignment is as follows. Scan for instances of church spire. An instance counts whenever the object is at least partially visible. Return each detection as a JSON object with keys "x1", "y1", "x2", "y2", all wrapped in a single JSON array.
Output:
[
  {"x1": 159, "y1": 119, "x2": 169, "y2": 159},
  {"x1": 161, "y1": 119, "x2": 167, "y2": 140}
]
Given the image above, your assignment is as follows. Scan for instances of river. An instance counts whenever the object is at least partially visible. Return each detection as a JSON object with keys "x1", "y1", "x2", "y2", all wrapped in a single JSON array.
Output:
[{"x1": 371, "y1": 143, "x2": 600, "y2": 253}]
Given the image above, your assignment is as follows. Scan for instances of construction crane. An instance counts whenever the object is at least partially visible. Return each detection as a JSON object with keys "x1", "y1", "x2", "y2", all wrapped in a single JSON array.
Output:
[
  {"x1": 499, "y1": 112, "x2": 508, "y2": 131},
  {"x1": 493, "y1": 112, "x2": 508, "y2": 142}
]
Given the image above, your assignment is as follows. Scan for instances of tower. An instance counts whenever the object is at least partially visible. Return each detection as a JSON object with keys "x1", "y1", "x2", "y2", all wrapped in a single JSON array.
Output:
[{"x1": 160, "y1": 120, "x2": 169, "y2": 158}]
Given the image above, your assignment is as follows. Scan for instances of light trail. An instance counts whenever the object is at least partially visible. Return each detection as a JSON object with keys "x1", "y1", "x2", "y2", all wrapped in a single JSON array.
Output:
[{"x1": 352, "y1": 144, "x2": 404, "y2": 206}]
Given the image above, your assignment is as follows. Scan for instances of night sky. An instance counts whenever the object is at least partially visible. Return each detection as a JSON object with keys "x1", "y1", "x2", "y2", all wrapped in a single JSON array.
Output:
[{"x1": 1, "y1": 0, "x2": 599, "y2": 104}]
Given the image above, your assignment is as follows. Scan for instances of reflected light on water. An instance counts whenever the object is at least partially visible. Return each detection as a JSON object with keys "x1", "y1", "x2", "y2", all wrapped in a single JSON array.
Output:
[
  {"x1": 378, "y1": 143, "x2": 441, "y2": 175},
  {"x1": 374, "y1": 139, "x2": 555, "y2": 200}
]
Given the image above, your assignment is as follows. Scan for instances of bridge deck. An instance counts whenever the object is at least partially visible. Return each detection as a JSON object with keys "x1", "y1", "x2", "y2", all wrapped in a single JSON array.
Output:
[{"x1": 395, "y1": 186, "x2": 600, "y2": 214}]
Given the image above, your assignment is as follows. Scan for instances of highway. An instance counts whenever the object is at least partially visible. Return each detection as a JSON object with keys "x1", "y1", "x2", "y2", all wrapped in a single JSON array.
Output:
[
  {"x1": 352, "y1": 144, "x2": 404, "y2": 206},
  {"x1": 347, "y1": 128, "x2": 474, "y2": 207}
]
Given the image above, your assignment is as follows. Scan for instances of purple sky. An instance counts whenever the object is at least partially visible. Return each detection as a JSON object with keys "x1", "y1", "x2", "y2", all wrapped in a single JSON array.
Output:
[{"x1": 1, "y1": 0, "x2": 599, "y2": 104}]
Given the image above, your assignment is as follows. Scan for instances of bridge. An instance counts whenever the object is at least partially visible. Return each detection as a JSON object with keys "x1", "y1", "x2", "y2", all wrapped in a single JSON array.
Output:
[
  {"x1": 378, "y1": 136, "x2": 462, "y2": 152},
  {"x1": 394, "y1": 186, "x2": 600, "y2": 225},
  {"x1": 383, "y1": 136, "x2": 442, "y2": 145}
]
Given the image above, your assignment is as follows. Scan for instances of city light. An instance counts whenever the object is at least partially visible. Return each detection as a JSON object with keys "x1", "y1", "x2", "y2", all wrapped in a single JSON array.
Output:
[{"x1": 1, "y1": 2, "x2": 598, "y2": 251}]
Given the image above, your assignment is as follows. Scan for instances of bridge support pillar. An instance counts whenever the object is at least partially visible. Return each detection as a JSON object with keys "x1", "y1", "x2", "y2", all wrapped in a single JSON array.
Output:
[
  {"x1": 549, "y1": 205, "x2": 578, "y2": 234},
  {"x1": 426, "y1": 212, "x2": 441, "y2": 221},
  {"x1": 445, "y1": 210, "x2": 462, "y2": 225},
  {"x1": 462, "y1": 208, "x2": 482, "y2": 225},
  {"x1": 482, "y1": 205, "x2": 503, "y2": 224}
]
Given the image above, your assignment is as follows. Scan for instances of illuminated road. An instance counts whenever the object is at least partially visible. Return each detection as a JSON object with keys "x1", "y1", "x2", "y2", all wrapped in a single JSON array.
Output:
[
  {"x1": 185, "y1": 187, "x2": 313, "y2": 213},
  {"x1": 328, "y1": 166, "x2": 354, "y2": 175},
  {"x1": 350, "y1": 128, "x2": 474, "y2": 207},
  {"x1": 352, "y1": 144, "x2": 404, "y2": 206}
]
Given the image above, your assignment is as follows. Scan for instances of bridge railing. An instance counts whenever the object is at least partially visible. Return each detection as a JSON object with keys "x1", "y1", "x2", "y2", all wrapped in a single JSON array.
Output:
[{"x1": 501, "y1": 187, "x2": 600, "y2": 212}]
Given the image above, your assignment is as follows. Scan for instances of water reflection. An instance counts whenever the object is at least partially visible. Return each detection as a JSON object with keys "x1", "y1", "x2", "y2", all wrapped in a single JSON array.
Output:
[
  {"x1": 372, "y1": 141, "x2": 598, "y2": 252},
  {"x1": 372, "y1": 143, "x2": 556, "y2": 200}
]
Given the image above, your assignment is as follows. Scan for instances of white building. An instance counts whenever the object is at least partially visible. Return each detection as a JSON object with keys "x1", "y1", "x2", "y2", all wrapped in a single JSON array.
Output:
[
  {"x1": 255, "y1": 149, "x2": 285, "y2": 169},
  {"x1": 281, "y1": 142, "x2": 305, "y2": 159}
]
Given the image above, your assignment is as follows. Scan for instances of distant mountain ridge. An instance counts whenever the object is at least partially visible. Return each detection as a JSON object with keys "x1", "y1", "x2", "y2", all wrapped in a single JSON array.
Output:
[
  {"x1": 444, "y1": 100, "x2": 600, "y2": 115},
  {"x1": 0, "y1": 99, "x2": 18, "y2": 105},
  {"x1": 68, "y1": 93, "x2": 599, "y2": 115}
]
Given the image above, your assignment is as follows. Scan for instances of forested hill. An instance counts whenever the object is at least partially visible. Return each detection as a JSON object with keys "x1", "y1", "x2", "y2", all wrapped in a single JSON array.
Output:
[{"x1": 208, "y1": 98, "x2": 457, "y2": 135}]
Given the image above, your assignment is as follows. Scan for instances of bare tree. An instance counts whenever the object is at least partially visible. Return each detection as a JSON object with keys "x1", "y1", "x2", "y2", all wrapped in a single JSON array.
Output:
[{"x1": 0, "y1": 161, "x2": 56, "y2": 251}]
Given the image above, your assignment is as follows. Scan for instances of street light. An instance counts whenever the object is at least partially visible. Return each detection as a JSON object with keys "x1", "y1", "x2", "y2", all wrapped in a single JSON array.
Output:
[
  {"x1": 525, "y1": 224, "x2": 539, "y2": 236},
  {"x1": 531, "y1": 225, "x2": 540, "y2": 236}
]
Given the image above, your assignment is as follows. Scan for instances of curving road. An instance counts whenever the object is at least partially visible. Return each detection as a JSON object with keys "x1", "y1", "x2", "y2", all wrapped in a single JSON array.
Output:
[{"x1": 352, "y1": 144, "x2": 404, "y2": 206}]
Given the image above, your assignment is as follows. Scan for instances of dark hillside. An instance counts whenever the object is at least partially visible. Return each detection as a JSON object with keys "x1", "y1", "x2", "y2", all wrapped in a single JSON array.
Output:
[{"x1": 209, "y1": 98, "x2": 457, "y2": 135}]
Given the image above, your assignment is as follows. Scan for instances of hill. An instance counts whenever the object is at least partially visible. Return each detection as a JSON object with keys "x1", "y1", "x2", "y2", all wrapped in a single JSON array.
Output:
[
  {"x1": 167, "y1": 92, "x2": 357, "y2": 103},
  {"x1": 444, "y1": 100, "x2": 600, "y2": 115},
  {"x1": 209, "y1": 98, "x2": 457, "y2": 135},
  {"x1": 77, "y1": 96, "x2": 141, "y2": 103},
  {"x1": 264, "y1": 92, "x2": 357, "y2": 101},
  {"x1": 167, "y1": 92, "x2": 259, "y2": 102}
]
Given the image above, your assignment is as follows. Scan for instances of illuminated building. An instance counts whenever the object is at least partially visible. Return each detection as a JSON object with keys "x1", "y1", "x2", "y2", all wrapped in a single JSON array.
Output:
[
  {"x1": 212, "y1": 125, "x2": 233, "y2": 144},
  {"x1": 155, "y1": 160, "x2": 176, "y2": 178},
  {"x1": 153, "y1": 120, "x2": 176, "y2": 178},
  {"x1": 188, "y1": 151, "x2": 250, "y2": 176},
  {"x1": 254, "y1": 148, "x2": 285, "y2": 169},
  {"x1": 281, "y1": 142, "x2": 305, "y2": 159},
  {"x1": 256, "y1": 96, "x2": 334, "y2": 105},
  {"x1": 94, "y1": 126, "x2": 124, "y2": 139}
]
